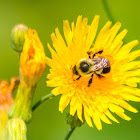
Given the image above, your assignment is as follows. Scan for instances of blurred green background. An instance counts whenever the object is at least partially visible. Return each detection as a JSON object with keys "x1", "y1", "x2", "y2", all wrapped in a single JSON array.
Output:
[{"x1": 0, "y1": 0, "x2": 140, "y2": 139}]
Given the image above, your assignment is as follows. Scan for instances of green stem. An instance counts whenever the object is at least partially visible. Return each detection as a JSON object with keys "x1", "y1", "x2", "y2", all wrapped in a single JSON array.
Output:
[
  {"x1": 102, "y1": 0, "x2": 115, "y2": 23},
  {"x1": 9, "y1": 82, "x2": 36, "y2": 123},
  {"x1": 32, "y1": 93, "x2": 54, "y2": 111},
  {"x1": 64, "y1": 127, "x2": 76, "y2": 140}
]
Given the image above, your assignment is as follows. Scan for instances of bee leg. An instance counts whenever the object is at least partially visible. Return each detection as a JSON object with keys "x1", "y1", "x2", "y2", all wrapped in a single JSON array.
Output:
[
  {"x1": 87, "y1": 51, "x2": 91, "y2": 59},
  {"x1": 96, "y1": 73, "x2": 105, "y2": 78},
  {"x1": 75, "y1": 75, "x2": 81, "y2": 81},
  {"x1": 88, "y1": 74, "x2": 93, "y2": 87},
  {"x1": 93, "y1": 50, "x2": 103, "y2": 58}
]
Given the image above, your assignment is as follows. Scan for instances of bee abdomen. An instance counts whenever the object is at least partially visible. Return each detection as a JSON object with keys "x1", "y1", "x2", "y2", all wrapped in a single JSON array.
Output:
[{"x1": 102, "y1": 67, "x2": 110, "y2": 74}]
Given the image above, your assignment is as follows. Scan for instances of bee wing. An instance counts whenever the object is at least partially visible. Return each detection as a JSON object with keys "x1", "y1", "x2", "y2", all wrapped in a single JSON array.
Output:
[
  {"x1": 92, "y1": 57, "x2": 110, "y2": 71},
  {"x1": 93, "y1": 64, "x2": 102, "y2": 71},
  {"x1": 100, "y1": 57, "x2": 110, "y2": 68}
]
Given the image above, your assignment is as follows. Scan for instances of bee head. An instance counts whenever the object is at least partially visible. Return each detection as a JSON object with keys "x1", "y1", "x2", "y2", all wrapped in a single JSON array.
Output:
[
  {"x1": 79, "y1": 61, "x2": 90, "y2": 73},
  {"x1": 72, "y1": 59, "x2": 91, "y2": 76}
]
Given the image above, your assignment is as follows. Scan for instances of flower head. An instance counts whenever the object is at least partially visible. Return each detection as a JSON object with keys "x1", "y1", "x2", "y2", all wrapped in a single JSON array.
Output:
[
  {"x1": 20, "y1": 29, "x2": 46, "y2": 86},
  {"x1": 46, "y1": 15, "x2": 140, "y2": 130},
  {"x1": 0, "y1": 78, "x2": 19, "y2": 139},
  {"x1": 0, "y1": 77, "x2": 19, "y2": 115}
]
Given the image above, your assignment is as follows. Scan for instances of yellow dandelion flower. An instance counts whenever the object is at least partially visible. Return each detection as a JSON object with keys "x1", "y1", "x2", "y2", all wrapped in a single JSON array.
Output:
[
  {"x1": 0, "y1": 78, "x2": 19, "y2": 139},
  {"x1": 46, "y1": 15, "x2": 140, "y2": 130},
  {"x1": 20, "y1": 29, "x2": 46, "y2": 86}
]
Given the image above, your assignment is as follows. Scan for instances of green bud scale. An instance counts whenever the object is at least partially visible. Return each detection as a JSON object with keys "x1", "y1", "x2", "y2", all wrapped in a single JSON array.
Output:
[
  {"x1": 7, "y1": 118, "x2": 27, "y2": 140},
  {"x1": 66, "y1": 112, "x2": 85, "y2": 128}
]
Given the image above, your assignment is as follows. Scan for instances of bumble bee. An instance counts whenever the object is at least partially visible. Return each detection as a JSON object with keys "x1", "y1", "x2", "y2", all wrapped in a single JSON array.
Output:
[{"x1": 72, "y1": 50, "x2": 110, "y2": 87}]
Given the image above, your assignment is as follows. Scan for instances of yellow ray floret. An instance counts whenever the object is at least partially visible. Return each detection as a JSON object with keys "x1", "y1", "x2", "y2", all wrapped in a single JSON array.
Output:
[{"x1": 46, "y1": 15, "x2": 140, "y2": 130}]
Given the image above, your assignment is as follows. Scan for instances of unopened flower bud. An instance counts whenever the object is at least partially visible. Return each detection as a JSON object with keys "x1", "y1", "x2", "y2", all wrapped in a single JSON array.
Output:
[
  {"x1": 11, "y1": 24, "x2": 28, "y2": 53},
  {"x1": 9, "y1": 29, "x2": 46, "y2": 123},
  {"x1": 20, "y1": 29, "x2": 46, "y2": 86},
  {"x1": 66, "y1": 112, "x2": 85, "y2": 128},
  {"x1": 7, "y1": 118, "x2": 27, "y2": 140}
]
